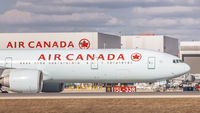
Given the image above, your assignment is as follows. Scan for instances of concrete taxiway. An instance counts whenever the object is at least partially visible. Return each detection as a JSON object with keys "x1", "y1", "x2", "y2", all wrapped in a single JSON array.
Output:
[{"x1": 0, "y1": 92, "x2": 200, "y2": 99}]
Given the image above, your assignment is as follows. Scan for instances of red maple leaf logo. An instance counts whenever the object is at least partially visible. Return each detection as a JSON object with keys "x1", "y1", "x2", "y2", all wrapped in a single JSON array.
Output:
[
  {"x1": 79, "y1": 39, "x2": 90, "y2": 49},
  {"x1": 133, "y1": 54, "x2": 140, "y2": 59},
  {"x1": 81, "y1": 40, "x2": 88, "y2": 47},
  {"x1": 131, "y1": 53, "x2": 142, "y2": 61}
]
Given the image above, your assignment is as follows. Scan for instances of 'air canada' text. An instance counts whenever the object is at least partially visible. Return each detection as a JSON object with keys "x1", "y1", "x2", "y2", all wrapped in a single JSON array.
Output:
[
  {"x1": 7, "y1": 41, "x2": 74, "y2": 49},
  {"x1": 38, "y1": 54, "x2": 125, "y2": 61}
]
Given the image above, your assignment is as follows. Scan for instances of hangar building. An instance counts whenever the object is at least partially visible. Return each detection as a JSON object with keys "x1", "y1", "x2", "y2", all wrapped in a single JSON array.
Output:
[
  {"x1": 121, "y1": 34, "x2": 179, "y2": 56},
  {"x1": 180, "y1": 41, "x2": 200, "y2": 75},
  {"x1": 0, "y1": 32, "x2": 121, "y2": 49}
]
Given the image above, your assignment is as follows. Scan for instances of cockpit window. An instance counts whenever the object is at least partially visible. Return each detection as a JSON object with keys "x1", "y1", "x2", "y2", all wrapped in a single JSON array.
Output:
[{"x1": 173, "y1": 59, "x2": 183, "y2": 63}]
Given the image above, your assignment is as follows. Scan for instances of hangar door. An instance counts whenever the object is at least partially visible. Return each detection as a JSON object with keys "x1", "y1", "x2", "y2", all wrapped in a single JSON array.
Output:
[
  {"x1": 183, "y1": 55, "x2": 200, "y2": 73},
  {"x1": 148, "y1": 57, "x2": 156, "y2": 69}
]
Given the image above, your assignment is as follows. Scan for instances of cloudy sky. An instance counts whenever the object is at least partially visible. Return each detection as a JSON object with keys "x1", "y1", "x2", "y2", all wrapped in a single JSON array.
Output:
[{"x1": 0, "y1": 0, "x2": 200, "y2": 40}]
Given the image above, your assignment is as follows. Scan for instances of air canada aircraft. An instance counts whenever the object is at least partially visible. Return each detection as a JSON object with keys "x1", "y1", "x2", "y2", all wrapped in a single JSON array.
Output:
[{"x1": 0, "y1": 49, "x2": 190, "y2": 93}]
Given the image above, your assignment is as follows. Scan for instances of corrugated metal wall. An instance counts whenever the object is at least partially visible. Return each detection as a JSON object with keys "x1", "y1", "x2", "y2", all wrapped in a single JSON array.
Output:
[
  {"x1": 121, "y1": 35, "x2": 178, "y2": 56},
  {"x1": 183, "y1": 55, "x2": 200, "y2": 74},
  {"x1": 98, "y1": 33, "x2": 121, "y2": 49},
  {"x1": 164, "y1": 36, "x2": 179, "y2": 56}
]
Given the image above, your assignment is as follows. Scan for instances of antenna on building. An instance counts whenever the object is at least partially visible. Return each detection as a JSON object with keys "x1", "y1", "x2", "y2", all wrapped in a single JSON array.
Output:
[{"x1": 119, "y1": 32, "x2": 122, "y2": 36}]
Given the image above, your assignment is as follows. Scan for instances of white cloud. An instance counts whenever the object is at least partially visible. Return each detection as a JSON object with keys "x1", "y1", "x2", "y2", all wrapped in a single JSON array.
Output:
[
  {"x1": 15, "y1": 1, "x2": 32, "y2": 7},
  {"x1": 167, "y1": 0, "x2": 196, "y2": 5},
  {"x1": 180, "y1": 18, "x2": 200, "y2": 26},
  {"x1": 51, "y1": 0, "x2": 198, "y2": 4},
  {"x1": 47, "y1": 0, "x2": 200, "y2": 7},
  {"x1": 52, "y1": 0, "x2": 154, "y2": 4},
  {"x1": 15, "y1": 1, "x2": 89, "y2": 14},
  {"x1": 131, "y1": 18, "x2": 200, "y2": 27},
  {"x1": 106, "y1": 17, "x2": 124, "y2": 25},
  {"x1": 1, "y1": 0, "x2": 200, "y2": 40},
  {"x1": 0, "y1": 9, "x2": 32, "y2": 24},
  {"x1": 132, "y1": 6, "x2": 200, "y2": 16},
  {"x1": 131, "y1": 18, "x2": 177, "y2": 27},
  {"x1": 0, "y1": 9, "x2": 123, "y2": 26},
  {"x1": 34, "y1": 13, "x2": 109, "y2": 23}
]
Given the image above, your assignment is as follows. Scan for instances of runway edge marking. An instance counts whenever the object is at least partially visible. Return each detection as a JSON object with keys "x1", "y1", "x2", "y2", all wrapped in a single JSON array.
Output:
[{"x1": 1, "y1": 95, "x2": 200, "y2": 99}]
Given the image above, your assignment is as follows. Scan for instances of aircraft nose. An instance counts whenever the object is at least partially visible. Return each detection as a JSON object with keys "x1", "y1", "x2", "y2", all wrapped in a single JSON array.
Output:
[{"x1": 184, "y1": 63, "x2": 191, "y2": 73}]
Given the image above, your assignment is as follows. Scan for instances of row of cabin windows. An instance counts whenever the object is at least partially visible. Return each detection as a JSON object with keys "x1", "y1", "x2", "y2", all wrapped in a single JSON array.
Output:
[{"x1": 19, "y1": 61, "x2": 134, "y2": 65}]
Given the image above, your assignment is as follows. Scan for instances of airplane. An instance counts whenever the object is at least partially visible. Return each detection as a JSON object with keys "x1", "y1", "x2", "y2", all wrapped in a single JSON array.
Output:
[{"x1": 0, "y1": 49, "x2": 190, "y2": 93}]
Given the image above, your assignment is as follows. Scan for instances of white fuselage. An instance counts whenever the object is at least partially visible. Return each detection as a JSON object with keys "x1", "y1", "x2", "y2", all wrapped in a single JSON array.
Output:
[{"x1": 0, "y1": 49, "x2": 190, "y2": 83}]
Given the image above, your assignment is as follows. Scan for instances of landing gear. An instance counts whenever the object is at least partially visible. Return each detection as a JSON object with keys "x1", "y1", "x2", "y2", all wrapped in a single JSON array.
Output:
[
  {"x1": 1, "y1": 91, "x2": 8, "y2": 93},
  {"x1": 0, "y1": 84, "x2": 8, "y2": 93}
]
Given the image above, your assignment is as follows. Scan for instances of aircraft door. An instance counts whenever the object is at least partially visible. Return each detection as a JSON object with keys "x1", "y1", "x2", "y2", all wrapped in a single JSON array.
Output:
[
  {"x1": 5, "y1": 57, "x2": 12, "y2": 68},
  {"x1": 91, "y1": 58, "x2": 98, "y2": 69},
  {"x1": 148, "y1": 57, "x2": 155, "y2": 69}
]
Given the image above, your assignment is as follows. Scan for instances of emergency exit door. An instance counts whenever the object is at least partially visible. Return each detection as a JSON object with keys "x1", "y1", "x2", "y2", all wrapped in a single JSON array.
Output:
[
  {"x1": 148, "y1": 57, "x2": 155, "y2": 69},
  {"x1": 5, "y1": 57, "x2": 12, "y2": 68},
  {"x1": 91, "y1": 58, "x2": 98, "y2": 69}
]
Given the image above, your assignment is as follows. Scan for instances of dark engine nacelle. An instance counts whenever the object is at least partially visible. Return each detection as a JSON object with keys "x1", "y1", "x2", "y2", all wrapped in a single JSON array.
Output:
[
  {"x1": 42, "y1": 82, "x2": 65, "y2": 92},
  {"x1": 0, "y1": 69, "x2": 43, "y2": 93}
]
